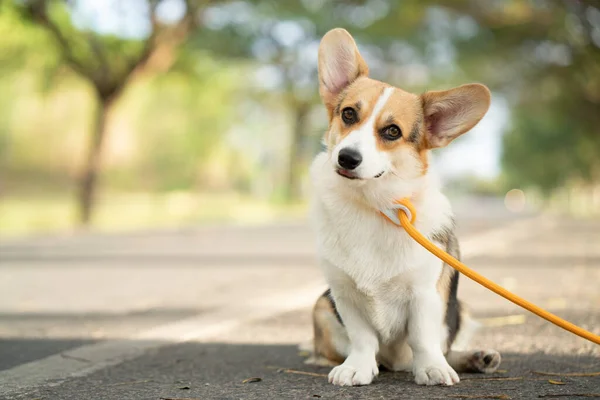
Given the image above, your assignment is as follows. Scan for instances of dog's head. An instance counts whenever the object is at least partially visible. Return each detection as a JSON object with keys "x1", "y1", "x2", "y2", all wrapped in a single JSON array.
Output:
[{"x1": 318, "y1": 28, "x2": 491, "y2": 183}]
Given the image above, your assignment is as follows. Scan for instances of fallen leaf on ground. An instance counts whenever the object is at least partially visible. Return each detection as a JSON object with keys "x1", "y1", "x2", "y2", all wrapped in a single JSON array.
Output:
[
  {"x1": 548, "y1": 380, "x2": 566, "y2": 385},
  {"x1": 242, "y1": 377, "x2": 262, "y2": 383},
  {"x1": 446, "y1": 395, "x2": 511, "y2": 399},
  {"x1": 462, "y1": 377, "x2": 523, "y2": 381},
  {"x1": 277, "y1": 368, "x2": 328, "y2": 378},
  {"x1": 60, "y1": 353, "x2": 91, "y2": 363},
  {"x1": 537, "y1": 394, "x2": 600, "y2": 398},
  {"x1": 533, "y1": 371, "x2": 600, "y2": 377}
]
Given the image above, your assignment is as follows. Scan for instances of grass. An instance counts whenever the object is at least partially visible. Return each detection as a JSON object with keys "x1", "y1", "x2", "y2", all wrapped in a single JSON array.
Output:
[{"x1": 0, "y1": 191, "x2": 308, "y2": 238}]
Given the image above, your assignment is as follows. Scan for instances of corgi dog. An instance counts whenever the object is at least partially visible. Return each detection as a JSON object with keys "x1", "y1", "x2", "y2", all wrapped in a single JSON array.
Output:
[{"x1": 307, "y1": 28, "x2": 501, "y2": 387}]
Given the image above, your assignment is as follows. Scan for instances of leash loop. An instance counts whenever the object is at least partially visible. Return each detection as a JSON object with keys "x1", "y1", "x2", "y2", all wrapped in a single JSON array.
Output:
[{"x1": 380, "y1": 198, "x2": 416, "y2": 226}]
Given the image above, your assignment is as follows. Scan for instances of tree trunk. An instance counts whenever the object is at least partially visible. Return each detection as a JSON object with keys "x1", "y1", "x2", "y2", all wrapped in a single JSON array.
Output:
[
  {"x1": 77, "y1": 95, "x2": 112, "y2": 226},
  {"x1": 285, "y1": 102, "x2": 311, "y2": 202}
]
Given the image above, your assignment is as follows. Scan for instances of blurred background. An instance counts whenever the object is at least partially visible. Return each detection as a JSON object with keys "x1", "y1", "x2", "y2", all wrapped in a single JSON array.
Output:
[
  {"x1": 1, "y1": 2, "x2": 600, "y2": 398},
  {"x1": 1, "y1": 0, "x2": 599, "y2": 237}
]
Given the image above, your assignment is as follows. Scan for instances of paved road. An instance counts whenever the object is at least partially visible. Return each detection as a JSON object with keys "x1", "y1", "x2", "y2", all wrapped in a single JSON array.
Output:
[{"x1": 0, "y1": 197, "x2": 599, "y2": 399}]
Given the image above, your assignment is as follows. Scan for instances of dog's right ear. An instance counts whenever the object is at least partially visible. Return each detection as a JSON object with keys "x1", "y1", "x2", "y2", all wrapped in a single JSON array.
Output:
[{"x1": 318, "y1": 28, "x2": 369, "y2": 112}]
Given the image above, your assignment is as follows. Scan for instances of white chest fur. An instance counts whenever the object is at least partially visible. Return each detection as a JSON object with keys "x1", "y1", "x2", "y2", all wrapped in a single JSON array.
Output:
[{"x1": 309, "y1": 152, "x2": 453, "y2": 341}]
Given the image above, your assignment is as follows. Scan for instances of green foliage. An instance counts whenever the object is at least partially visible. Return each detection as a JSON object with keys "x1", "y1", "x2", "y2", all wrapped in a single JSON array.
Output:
[
  {"x1": 502, "y1": 103, "x2": 600, "y2": 194},
  {"x1": 107, "y1": 55, "x2": 241, "y2": 191},
  {"x1": 2, "y1": 0, "x2": 600, "y2": 233},
  {"x1": 0, "y1": 0, "x2": 241, "y2": 197},
  {"x1": 0, "y1": 2, "x2": 60, "y2": 76},
  {"x1": 0, "y1": 3, "x2": 66, "y2": 188},
  {"x1": 434, "y1": 0, "x2": 600, "y2": 192}
]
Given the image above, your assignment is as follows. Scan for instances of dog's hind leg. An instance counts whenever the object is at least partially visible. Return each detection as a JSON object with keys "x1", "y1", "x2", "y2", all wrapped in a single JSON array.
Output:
[
  {"x1": 304, "y1": 289, "x2": 349, "y2": 367},
  {"x1": 445, "y1": 308, "x2": 501, "y2": 373},
  {"x1": 446, "y1": 349, "x2": 501, "y2": 373}
]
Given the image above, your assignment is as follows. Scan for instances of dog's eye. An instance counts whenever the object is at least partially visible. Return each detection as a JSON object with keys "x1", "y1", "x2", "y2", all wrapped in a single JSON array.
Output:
[
  {"x1": 381, "y1": 125, "x2": 402, "y2": 140},
  {"x1": 341, "y1": 107, "x2": 358, "y2": 124}
]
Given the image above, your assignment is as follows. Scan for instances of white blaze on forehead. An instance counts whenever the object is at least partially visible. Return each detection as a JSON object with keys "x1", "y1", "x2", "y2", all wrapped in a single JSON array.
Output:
[
  {"x1": 335, "y1": 87, "x2": 395, "y2": 177},
  {"x1": 340, "y1": 87, "x2": 394, "y2": 148},
  {"x1": 367, "y1": 86, "x2": 395, "y2": 128}
]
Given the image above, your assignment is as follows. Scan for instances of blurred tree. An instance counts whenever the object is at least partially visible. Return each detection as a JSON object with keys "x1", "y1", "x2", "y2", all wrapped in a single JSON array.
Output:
[
  {"x1": 14, "y1": 0, "x2": 212, "y2": 225},
  {"x1": 4, "y1": 0, "x2": 599, "y2": 224},
  {"x1": 435, "y1": 0, "x2": 600, "y2": 192}
]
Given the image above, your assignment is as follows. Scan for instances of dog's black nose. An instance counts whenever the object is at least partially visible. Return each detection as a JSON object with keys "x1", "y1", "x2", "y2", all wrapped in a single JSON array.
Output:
[{"x1": 338, "y1": 148, "x2": 362, "y2": 170}]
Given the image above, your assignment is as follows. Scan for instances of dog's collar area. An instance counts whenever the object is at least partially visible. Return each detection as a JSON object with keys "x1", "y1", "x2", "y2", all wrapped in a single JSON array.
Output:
[{"x1": 379, "y1": 198, "x2": 416, "y2": 226}]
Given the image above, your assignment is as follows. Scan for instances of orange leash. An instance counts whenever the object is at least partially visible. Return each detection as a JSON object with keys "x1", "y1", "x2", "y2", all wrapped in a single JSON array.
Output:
[{"x1": 385, "y1": 198, "x2": 600, "y2": 346}]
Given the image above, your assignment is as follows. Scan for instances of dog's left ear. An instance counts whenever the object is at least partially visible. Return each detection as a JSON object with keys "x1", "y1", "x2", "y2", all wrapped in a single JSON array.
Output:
[
  {"x1": 421, "y1": 84, "x2": 491, "y2": 148},
  {"x1": 318, "y1": 28, "x2": 369, "y2": 111}
]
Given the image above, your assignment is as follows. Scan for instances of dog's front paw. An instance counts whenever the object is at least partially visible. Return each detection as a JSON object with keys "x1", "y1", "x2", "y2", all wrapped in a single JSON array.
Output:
[
  {"x1": 328, "y1": 360, "x2": 378, "y2": 386},
  {"x1": 414, "y1": 360, "x2": 459, "y2": 386}
]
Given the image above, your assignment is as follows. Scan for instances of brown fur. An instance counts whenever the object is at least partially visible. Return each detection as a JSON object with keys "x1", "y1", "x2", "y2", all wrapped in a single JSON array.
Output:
[
  {"x1": 437, "y1": 265, "x2": 455, "y2": 304},
  {"x1": 313, "y1": 293, "x2": 345, "y2": 364},
  {"x1": 432, "y1": 222, "x2": 458, "y2": 299},
  {"x1": 431, "y1": 223, "x2": 462, "y2": 352}
]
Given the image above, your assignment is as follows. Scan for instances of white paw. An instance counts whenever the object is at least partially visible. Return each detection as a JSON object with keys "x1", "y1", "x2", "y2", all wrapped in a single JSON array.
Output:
[
  {"x1": 469, "y1": 349, "x2": 501, "y2": 373},
  {"x1": 328, "y1": 361, "x2": 378, "y2": 386},
  {"x1": 414, "y1": 360, "x2": 460, "y2": 386}
]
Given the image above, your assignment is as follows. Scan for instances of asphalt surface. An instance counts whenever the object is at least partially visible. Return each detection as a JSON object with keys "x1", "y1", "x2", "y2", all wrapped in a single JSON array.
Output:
[
  {"x1": 20, "y1": 345, "x2": 600, "y2": 400},
  {"x1": 0, "y1": 196, "x2": 599, "y2": 399}
]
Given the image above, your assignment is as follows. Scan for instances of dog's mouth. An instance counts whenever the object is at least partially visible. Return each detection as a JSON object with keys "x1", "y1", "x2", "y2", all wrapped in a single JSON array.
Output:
[
  {"x1": 336, "y1": 169, "x2": 385, "y2": 180},
  {"x1": 336, "y1": 168, "x2": 359, "y2": 179}
]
